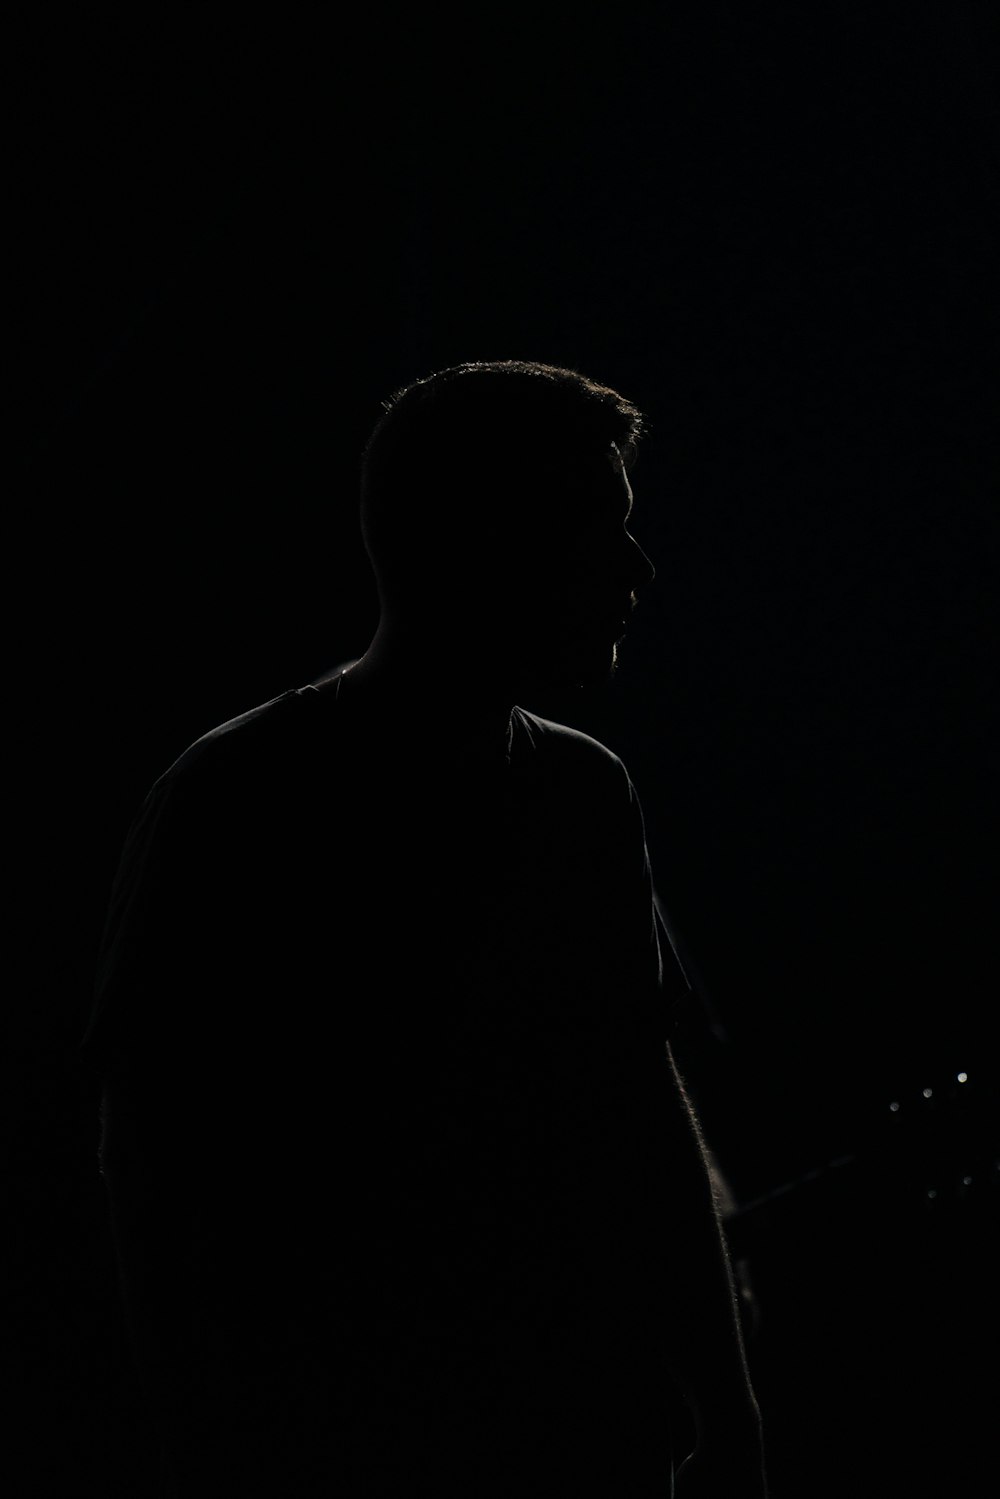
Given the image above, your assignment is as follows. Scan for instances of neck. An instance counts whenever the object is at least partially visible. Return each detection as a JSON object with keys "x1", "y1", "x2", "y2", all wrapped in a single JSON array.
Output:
[{"x1": 339, "y1": 616, "x2": 517, "y2": 756}]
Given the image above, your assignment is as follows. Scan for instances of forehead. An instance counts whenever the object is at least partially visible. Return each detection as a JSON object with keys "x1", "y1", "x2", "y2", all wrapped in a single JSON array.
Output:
[
  {"x1": 525, "y1": 443, "x2": 633, "y2": 538},
  {"x1": 610, "y1": 443, "x2": 634, "y2": 505},
  {"x1": 574, "y1": 444, "x2": 633, "y2": 513}
]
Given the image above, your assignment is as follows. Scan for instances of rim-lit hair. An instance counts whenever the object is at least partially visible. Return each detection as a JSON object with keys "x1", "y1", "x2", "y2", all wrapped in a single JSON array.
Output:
[{"x1": 359, "y1": 360, "x2": 646, "y2": 601}]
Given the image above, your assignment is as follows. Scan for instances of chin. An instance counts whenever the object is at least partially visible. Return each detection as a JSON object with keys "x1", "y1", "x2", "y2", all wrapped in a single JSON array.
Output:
[
  {"x1": 535, "y1": 642, "x2": 619, "y2": 692},
  {"x1": 581, "y1": 646, "x2": 620, "y2": 687}
]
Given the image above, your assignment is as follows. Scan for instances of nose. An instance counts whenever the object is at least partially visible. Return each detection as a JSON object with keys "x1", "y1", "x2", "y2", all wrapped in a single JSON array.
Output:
[{"x1": 628, "y1": 532, "x2": 656, "y2": 589}]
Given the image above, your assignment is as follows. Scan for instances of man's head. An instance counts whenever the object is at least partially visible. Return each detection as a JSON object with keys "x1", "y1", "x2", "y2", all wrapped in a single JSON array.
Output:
[{"x1": 358, "y1": 360, "x2": 655, "y2": 688}]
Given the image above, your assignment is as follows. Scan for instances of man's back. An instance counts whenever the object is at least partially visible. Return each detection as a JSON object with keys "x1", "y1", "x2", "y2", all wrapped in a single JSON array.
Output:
[{"x1": 85, "y1": 674, "x2": 689, "y2": 1493}]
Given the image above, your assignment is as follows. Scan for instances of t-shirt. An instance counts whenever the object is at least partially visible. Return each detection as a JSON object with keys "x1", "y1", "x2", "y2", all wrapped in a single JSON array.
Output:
[{"x1": 81, "y1": 674, "x2": 692, "y2": 1494}]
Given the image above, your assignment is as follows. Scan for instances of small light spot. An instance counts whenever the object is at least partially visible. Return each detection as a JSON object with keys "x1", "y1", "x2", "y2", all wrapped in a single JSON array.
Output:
[
  {"x1": 889, "y1": 1101, "x2": 900, "y2": 1113},
  {"x1": 962, "y1": 1176, "x2": 973, "y2": 1186},
  {"x1": 957, "y1": 1072, "x2": 968, "y2": 1083},
  {"x1": 927, "y1": 1188, "x2": 938, "y2": 1199},
  {"x1": 922, "y1": 1088, "x2": 933, "y2": 1099}
]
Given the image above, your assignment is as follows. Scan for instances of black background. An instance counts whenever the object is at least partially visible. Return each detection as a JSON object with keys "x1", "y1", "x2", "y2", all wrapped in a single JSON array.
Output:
[{"x1": 9, "y1": 7, "x2": 999, "y2": 1495}]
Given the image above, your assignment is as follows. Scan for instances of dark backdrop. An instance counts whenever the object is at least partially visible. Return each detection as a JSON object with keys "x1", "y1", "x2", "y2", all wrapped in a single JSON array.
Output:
[{"x1": 9, "y1": 7, "x2": 998, "y2": 1495}]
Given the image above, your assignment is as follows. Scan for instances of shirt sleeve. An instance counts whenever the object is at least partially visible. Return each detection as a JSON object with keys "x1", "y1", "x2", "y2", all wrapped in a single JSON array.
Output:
[
  {"x1": 79, "y1": 775, "x2": 180, "y2": 1092},
  {"x1": 620, "y1": 766, "x2": 694, "y2": 1042},
  {"x1": 82, "y1": 763, "x2": 220, "y2": 1088}
]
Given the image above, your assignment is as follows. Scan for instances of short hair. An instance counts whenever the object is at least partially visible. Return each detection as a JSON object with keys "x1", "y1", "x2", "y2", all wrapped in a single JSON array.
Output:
[{"x1": 359, "y1": 360, "x2": 646, "y2": 601}]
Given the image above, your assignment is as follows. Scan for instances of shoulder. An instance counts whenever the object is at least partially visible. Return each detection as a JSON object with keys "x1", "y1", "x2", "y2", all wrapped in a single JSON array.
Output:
[
  {"x1": 513, "y1": 706, "x2": 625, "y2": 769},
  {"x1": 512, "y1": 706, "x2": 636, "y2": 798},
  {"x1": 148, "y1": 684, "x2": 321, "y2": 805}
]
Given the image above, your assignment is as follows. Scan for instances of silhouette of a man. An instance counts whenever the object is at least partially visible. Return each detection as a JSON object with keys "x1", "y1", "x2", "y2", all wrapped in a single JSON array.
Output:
[{"x1": 82, "y1": 362, "x2": 767, "y2": 1495}]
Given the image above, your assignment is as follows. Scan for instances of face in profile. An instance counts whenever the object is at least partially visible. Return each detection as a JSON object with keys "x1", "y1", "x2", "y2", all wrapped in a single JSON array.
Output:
[{"x1": 502, "y1": 444, "x2": 656, "y2": 690}]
